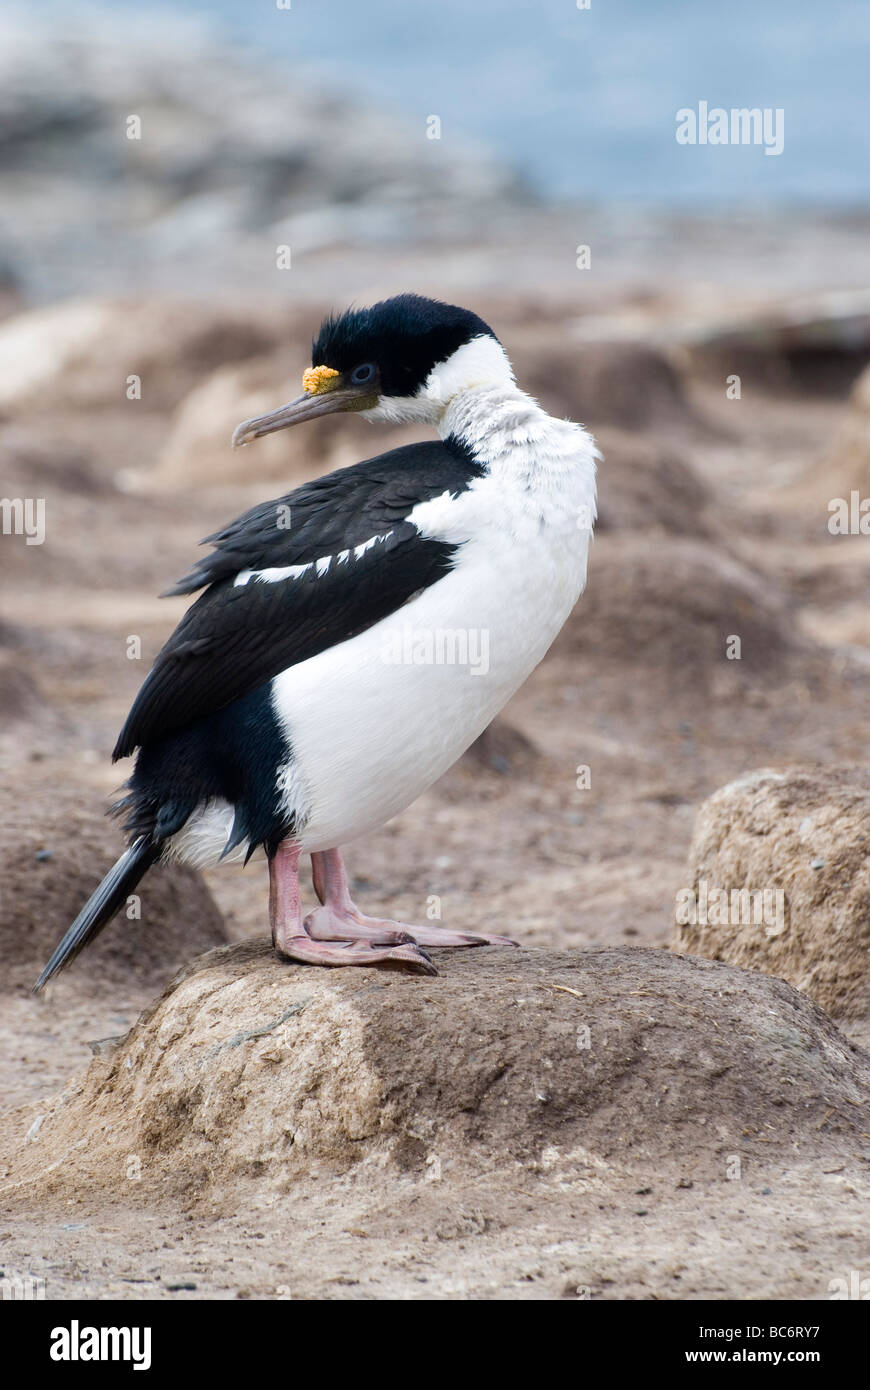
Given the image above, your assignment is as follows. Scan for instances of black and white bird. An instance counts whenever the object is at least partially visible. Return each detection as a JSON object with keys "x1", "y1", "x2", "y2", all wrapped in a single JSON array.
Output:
[{"x1": 35, "y1": 294, "x2": 598, "y2": 985}]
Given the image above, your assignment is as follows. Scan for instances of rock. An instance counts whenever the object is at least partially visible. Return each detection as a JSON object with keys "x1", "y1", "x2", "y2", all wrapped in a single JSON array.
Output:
[
  {"x1": 437, "y1": 718, "x2": 543, "y2": 804},
  {"x1": 0, "y1": 10, "x2": 525, "y2": 301},
  {"x1": 773, "y1": 357, "x2": 870, "y2": 518},
  {"x1": 0, "y1": 298, "x2": 279, "y2": 416},
  {"x1": 678, "y1": 289, "x2": 870, "y2": 395},
  {"x1": 0, "y1": 622, "x2": 58, "y2": 745},
  {"x1": 0, "y1": 428, "x2": 105, "y2": 496},
  {"x1": 594, "y1": 427, "x2": 715, "y2": 536},
  {"x1": 0, "y1": 654, "x2": 43, "y2": 724},
  {"x1": 820, "y1": 360, "x2": 870, "y2": 497},
  {"x1": 554, "y1": 535, "x2": 796, "y2": 687},
  {"x1": 673, "y1": 766, "x2": 870, "y2": 1020},
  {"x1": 148, "y1": 354, "x2": 424, "y2": 491},
  {"x1": 514, "y1": 339, "x2": 694, "y2": 432},
  {"x1": 461, "y1": 719, "x2": 540, "y2": 778},
  {"x1": 8, "y1": 943, "x2": 867, "y2": 1200},
  {"x1": 0, "y1": 783, "x2": 228, "y2": 993},
  {"x1": 150, "y1": 358, "x2": 314, "y2": 490}
]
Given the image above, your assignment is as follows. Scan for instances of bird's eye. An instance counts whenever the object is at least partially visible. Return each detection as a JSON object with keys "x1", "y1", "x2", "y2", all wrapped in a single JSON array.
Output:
[{"x1": 350, "y1": 363, "x2": 376, "y2": 385}]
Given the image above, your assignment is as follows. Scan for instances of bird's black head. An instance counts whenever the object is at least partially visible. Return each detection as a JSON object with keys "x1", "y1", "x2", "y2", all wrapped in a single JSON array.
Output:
[
  {"x1": 232, "y1": 293, "x2": 505, "y2": 447},
  {"x1": 311, "y1": 293, "x2": 498, "y2": 399}
]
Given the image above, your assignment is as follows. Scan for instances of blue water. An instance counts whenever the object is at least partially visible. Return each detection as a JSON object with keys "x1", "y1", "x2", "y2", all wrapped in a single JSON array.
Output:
[{"x1": 95, "y1": 1, "x2": 870, "y2": 205}]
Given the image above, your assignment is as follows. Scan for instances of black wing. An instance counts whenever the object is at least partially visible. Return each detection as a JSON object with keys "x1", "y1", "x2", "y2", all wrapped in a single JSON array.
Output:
[{"x1": 113, "y1": 439, "x2": 483, "y2": 759}]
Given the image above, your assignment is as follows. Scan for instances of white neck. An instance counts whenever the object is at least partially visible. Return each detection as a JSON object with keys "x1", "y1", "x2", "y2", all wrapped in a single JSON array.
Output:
[{"x1": 427, "y1": 335, "x2": 516, "y2": 412}]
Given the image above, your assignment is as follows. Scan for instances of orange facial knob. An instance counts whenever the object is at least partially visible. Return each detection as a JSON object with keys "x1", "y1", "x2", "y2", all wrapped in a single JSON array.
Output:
[{"x1": 302, "y1": 365, "x2": 341, "y2": 395}]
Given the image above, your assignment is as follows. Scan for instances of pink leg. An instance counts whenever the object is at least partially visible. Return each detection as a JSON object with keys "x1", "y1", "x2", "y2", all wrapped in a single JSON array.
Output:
[
  {"x1": 269, "y1": 840, "x2": 435, "y2": 974},
  {"x1": 308, "y1": 848, "x2": 517, "y2": 950}
]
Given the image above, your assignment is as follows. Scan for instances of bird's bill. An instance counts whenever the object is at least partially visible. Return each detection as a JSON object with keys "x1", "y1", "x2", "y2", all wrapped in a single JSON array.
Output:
[{"x1": 232, "y1": 382, "x2": 376, "y2": 448}]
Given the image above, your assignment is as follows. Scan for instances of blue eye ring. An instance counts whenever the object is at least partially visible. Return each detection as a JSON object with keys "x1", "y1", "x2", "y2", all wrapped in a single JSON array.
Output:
[{"x1": 350, "y1": 363, "x2": 376, "y2": 385}]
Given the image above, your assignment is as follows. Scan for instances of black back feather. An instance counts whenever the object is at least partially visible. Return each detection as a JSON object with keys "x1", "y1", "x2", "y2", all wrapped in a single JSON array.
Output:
[{"x1": 113, "y1": 438, "x2": 484, "y2": 760}]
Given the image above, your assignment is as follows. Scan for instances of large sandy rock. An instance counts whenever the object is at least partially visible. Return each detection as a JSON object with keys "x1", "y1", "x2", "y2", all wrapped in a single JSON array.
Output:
[
  {"x1": 673, "y1": 766, "x2": 870, "y2": 1019},
  {"x1": 8, "y1": 943, "x2": 867, "y2": 1200},
  {"x1": 0, "y1": 784, "x2": 228, "y2": 994}
]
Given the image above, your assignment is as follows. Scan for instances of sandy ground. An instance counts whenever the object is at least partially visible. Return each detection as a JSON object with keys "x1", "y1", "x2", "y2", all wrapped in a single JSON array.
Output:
[{"x1": 0, "y1": 280, "x2": 868, "y2": 1300}]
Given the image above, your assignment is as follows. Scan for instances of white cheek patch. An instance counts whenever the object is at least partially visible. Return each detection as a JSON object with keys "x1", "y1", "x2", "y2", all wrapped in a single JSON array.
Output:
[
  {"x1": 234, "y1": 531, "x2": 394, "y2": 587},
  {"x1": 360, "y1": 396, "x2": 434, "y2": 425},
  {"x1": 425, "y1": 337, "x2": 515, "y2": 403}
]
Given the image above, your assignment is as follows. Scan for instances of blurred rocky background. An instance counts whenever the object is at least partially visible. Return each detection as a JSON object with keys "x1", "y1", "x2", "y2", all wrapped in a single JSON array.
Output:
[{"x1": 0, "y1": 0, "x2": 868, "y2": 1302}]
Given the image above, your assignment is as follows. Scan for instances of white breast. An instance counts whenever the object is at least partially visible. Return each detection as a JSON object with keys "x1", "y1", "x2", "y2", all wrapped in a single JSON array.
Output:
[{"x1": 272, "y1": 390, "x2": 598, "y2": 852}]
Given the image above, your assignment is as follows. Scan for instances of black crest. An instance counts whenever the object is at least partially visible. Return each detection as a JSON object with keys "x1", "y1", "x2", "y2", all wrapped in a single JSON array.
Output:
[{"x1": 312, "y1": 293, "x2": 498, "y2": 397}]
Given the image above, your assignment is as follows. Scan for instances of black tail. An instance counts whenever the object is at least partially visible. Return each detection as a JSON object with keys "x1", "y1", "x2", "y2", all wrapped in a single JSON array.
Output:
[{"x1": 32, "y1": 837, "x2": 159, "y2": 992}]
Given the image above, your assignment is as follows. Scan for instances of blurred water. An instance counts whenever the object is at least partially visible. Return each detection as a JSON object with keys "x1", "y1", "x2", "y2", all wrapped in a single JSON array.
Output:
[{"x1": 116, "y1": 0, "x2": 870, "y2": 206}]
